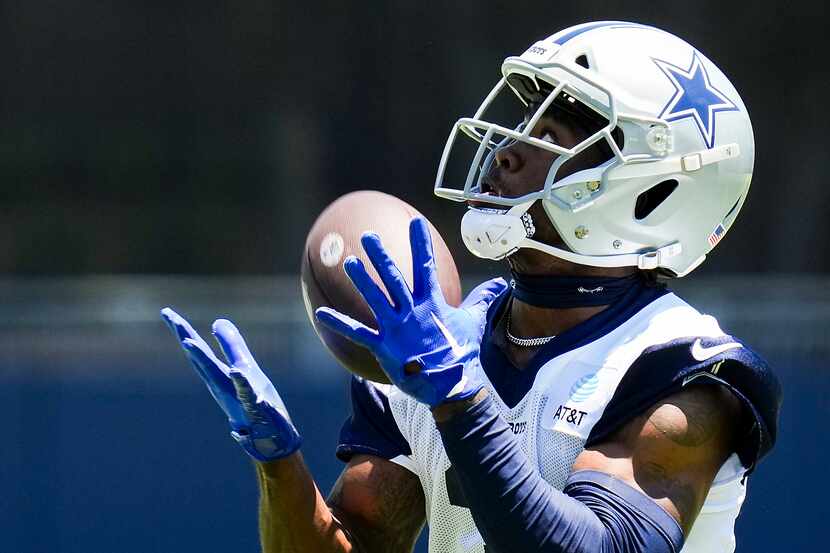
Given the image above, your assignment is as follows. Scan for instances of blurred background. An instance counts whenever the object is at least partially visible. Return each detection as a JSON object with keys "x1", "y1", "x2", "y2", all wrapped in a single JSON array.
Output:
[{"x1": 1, "y1": 1, "x2": 827, "y2": 551}]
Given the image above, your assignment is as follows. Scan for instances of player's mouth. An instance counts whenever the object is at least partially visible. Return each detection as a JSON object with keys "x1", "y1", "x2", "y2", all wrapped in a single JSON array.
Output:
[
  {"x1": 467, "y1": 194, "x2": 503, "y2": 209},
  {"x1": 466, "y1": 179, "x2": 508, "y2": 209},
  {"x1": 480, "y1": 178, "x2": 499, "y2": 195}
]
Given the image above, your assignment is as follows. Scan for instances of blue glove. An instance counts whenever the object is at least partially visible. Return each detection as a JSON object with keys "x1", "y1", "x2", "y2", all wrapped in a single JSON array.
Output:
[
  {"x1": 315, "y1": 218, "x2": 507, "y2": 407},
  {"x1": 161, "y1": 308, "x2": 302, "y2": 462}
]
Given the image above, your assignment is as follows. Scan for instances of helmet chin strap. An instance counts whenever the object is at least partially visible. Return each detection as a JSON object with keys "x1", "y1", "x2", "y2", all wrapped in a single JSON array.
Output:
[{"x1": 460, "y1": 203, "x2": 683, "y2": 270}]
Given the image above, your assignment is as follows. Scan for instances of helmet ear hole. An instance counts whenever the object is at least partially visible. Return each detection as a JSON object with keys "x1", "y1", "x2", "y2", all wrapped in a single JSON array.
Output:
[
  {"x1": 635, "y1": 180, "x2": 678, "y2": 220},
  {"x1": 575, "y1": 54, "x2": 590, "y2": 69}
]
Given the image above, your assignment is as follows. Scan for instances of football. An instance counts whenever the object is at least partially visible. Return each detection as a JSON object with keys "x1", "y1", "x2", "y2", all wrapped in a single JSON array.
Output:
[{"x1": 301, "y1": 190, "x2": 462, "y2": 383}]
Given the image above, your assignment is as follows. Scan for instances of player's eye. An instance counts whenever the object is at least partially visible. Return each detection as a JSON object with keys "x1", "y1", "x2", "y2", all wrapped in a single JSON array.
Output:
[{"x1": 541, "y1": 130, "x2": 558, "y2": 144}]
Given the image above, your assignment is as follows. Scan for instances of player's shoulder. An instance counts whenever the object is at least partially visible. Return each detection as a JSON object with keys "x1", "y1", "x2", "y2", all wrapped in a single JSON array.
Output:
[
  {"x1": 590, "y1": 293, "x2": 782, "y2": 471},
  {"x1": 583, "y1": 290, "x2": 726, "y2": 373},
  {"x1": 627, "y1": 292, "x2": 780, "y2": 407},
  {"x1": 598, "y1": 289, "x2": 766, "y2": 370},
  {"x1": 613, "y1": 291, "x2": 721, "y2": 347}
]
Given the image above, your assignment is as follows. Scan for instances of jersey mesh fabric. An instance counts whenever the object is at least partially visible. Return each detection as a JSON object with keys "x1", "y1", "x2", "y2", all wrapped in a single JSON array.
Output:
[{"x1": 536, "y1": 394, "x2": 587, "y2": 490}]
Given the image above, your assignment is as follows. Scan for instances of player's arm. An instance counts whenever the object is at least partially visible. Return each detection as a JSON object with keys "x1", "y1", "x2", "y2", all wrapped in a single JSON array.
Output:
[
  {"x1": 255, "y1": 453, "x2": 424, "y2": 553},
  {"x1": 253, "y1": 453, "x2": 352, "y2": 552},
  {"x1": 326, "y1": 454, "x2": 425, "y2": 553},
  {"x1": 432, "y1": 383, "x2": 743, "y2": 552},
  {"x1": 571, "y1": 382, "x2": 744, "y2": 535},
  {"x1": 160, "y1": 308, "x2": 424, "y2": 553}
]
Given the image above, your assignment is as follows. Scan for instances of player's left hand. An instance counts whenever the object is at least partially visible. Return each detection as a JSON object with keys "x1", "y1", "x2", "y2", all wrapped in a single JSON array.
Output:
[
  {"x1": 161, "y1": 308, "x2": 302, "y2": 462},
  {"x1": 316, "y1": 218, "x2": 507, "y2": 407}
]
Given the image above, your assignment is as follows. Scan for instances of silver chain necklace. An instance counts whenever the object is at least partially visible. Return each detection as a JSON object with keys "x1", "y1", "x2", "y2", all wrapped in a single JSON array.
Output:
[{"x1": 505, "y1": 311, "x2": 556, "y2": 348}]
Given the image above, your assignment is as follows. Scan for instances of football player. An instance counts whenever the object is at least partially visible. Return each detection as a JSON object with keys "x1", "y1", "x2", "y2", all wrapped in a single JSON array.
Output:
[{"x1": 162, "y1": 21, "x2": 781, "y2": 553}]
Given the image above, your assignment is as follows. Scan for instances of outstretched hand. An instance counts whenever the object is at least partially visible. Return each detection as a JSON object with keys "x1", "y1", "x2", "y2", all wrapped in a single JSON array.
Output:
[
  {"x1": 316, "y1": 217, "x2": 507, "y2": 407},
  {"x1": 161, "y1": 308, "x2": 302, "y2": 461}
]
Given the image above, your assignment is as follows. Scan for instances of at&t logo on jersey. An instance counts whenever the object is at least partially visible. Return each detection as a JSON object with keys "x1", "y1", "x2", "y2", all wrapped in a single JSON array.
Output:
[
  {"x1": 549, "y1": 372, "x2": 602, "y2": 427},
  {"x1": 544, "y1": 369, "x2": 614, "y2": 432},
  {"x1": 551, "y1": 405, "x2": 588, "y2": 426}
]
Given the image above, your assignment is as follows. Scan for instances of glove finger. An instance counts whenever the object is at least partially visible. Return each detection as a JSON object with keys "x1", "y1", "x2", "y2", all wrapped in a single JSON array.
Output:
[
  {"x1": 343, "y1": 256, "x2": 395, "y2": 320},
  {"x1": 215, "y1": 319, "x2": 292, "y2": 407},
  {"x1": 462, "y1": 277, "x2": 509, "y2": 322},
  {"x1": 181, "y1": 338, "x2": 236, "y2": 399},
  {"x1": 315, "y1": 307, "x2": 381, "y2": 350},
  {"x1": 212, "y1": 319, "x2": 256, "y2": 369},
  {"x1": 160, "y1": 307, "x2": 229, "y2": 378},
  {"x1": 212, "y1": 318, "x2": 275, "y2": 390},
  {"x1": 360, "y1": 232, "x2": 414, "y2": 311},
  {"x1": 161, "y1": 307, "x2": 209, "y2": 345},
  {"x1": 409, "y1": 218, "x2": 441, "y2": 301}
]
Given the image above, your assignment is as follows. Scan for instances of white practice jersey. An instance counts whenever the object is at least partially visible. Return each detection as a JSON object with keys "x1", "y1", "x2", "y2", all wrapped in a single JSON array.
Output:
[{"x1": 337, "y1": 286, "x2": 780, "y2": 553}]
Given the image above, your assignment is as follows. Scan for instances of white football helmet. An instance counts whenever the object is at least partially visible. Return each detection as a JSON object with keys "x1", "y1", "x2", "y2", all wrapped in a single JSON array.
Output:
[{"x1": 434, "y1": 21, "x2": 754, "y2": 277}]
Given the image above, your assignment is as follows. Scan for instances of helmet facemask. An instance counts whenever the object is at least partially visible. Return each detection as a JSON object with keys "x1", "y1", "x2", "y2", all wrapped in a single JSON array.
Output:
[
  {"x1": 435, "y1": 59, "x2": 626, "y2": 211},
  {"x1": 436, "y1": 59, "x2": 653, "y2": 266}
]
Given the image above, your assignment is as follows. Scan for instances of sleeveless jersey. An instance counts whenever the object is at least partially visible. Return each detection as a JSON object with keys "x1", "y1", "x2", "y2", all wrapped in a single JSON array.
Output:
[{"x1": 337, "y1": 286, "x2": 781, "y2": 553}]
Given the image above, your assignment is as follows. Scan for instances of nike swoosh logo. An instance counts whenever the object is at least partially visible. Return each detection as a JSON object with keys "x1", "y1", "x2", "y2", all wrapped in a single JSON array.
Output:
[
  {"x1": 691, "y1": 339, "x2": 742, "y2": 361},
  {"x1": 431, "y1": 312, "x2": 466, "y2": 357}
]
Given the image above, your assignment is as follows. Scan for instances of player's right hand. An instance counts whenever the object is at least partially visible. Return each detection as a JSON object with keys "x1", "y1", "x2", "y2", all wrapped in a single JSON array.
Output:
[
  {"x1": 316, "y1": 218, "x2": 507, "y2": 407},
  {"x1": 161, "y1": 307, "x2": 302, "y2": 462}
]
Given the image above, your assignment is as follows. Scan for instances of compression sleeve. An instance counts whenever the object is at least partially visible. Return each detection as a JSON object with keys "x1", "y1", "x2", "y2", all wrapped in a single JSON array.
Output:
[{"x1": 436, "y1": 393, "x2": 684, "y2": 553}]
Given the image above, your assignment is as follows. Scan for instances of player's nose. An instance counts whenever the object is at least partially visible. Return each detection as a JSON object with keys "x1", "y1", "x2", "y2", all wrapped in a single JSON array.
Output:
[{"x1": 494, "y1": 143, "x2": 524, "y2": 174}]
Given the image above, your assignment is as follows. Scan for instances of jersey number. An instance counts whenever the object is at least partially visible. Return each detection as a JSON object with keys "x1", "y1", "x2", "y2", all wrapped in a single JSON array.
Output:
[{"x1": 445, "y1": 465, "x2": 494, "y2": 553}]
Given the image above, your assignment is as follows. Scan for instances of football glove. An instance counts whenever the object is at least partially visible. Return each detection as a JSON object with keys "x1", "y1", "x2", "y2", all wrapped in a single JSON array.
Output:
[
  {"x1": 316, "y1": 217, "x2": 507, "y2": 407},
  {"x1": 161, "y1": 308, "x2": 302, "y2": 461}
]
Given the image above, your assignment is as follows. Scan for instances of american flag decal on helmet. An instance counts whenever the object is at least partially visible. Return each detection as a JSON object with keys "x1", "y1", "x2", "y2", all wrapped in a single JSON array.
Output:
[{"x1": 707, "y1": 224, "x2": 726, "y2": 246}]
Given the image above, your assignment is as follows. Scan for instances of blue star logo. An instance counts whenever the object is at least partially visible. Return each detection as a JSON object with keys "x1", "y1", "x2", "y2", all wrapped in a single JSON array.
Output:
[{"x1": 653, "y1": 52, "x2": 738, "y2": 149}]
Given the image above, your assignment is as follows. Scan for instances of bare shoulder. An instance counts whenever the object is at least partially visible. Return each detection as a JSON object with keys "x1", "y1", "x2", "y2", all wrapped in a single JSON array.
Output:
[
  {"x1": 574, "y1": 384, "x2": 745, "y2": 534},
  {"x1": 327, "y1": 455, "x2": 425, "y2": 553}
]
